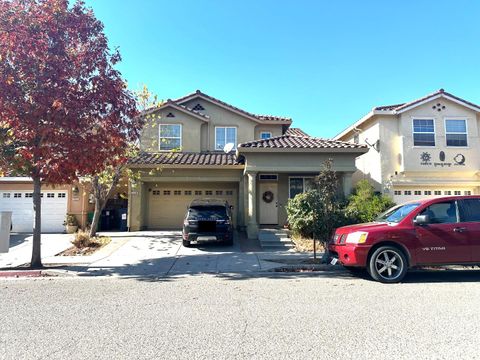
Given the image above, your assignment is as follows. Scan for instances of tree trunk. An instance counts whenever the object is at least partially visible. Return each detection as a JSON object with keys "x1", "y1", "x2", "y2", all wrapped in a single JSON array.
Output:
[
  {"x1": 30, "y1": 176, "x2": 42, "y2": 268},
  {"x1": 89, "y1": 199, "x2": 103, "y2": 238}
]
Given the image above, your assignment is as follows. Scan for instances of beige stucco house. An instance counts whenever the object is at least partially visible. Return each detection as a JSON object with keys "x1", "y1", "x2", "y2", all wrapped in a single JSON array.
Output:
[
  {"x1": 128, "y1": 90, "x2": 367, "y2": 238},
  {"x1": 335, "y1": 89, "x2": 480, "y2": 204}
]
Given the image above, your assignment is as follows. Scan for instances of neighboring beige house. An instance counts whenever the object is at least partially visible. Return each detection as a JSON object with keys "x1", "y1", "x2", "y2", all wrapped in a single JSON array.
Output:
[
  {"x1": 128, "y1": 90, "x2": 367, "y2": 238},
  {"x1": 0, "y1": 178, "x2": 92, "y2": 232},
  {"x1": 335, "y1": 89, "x2": 480, "y2": 203}
]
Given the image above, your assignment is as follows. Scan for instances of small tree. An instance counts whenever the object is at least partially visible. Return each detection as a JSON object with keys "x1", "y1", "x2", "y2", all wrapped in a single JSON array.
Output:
[
  {"x1": 86, "y1": 86, "x2": 160, "y2": 238},
  {"x1": 0, "y1": 0, "x2": 139, "y2": 267},
  {"x1": 346, "y1": 180, "x2": 395, "y2": 223},
  {"x1": 286, "y1": 159, "x2": 347, "y2": 261},
  {"x1": 313, "y1": 159, "x2": 346, "y2": 262}
]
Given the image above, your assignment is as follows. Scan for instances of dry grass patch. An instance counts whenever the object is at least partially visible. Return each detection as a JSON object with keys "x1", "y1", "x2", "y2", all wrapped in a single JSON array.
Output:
[
  {"x1": 59, "y1": 230, "x2": 111, "y2": 256},
  {"x1": 291, "y1": 233, "x2": 326, "y2": 253}
]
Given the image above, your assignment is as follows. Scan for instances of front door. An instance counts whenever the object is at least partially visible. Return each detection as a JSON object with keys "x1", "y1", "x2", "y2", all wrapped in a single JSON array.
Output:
[
  {"x1": 414, "y1": 200, "x2": 471, "y2": 264},
  {"x1": 259, "y1": 182, "x2": 278, "y2": 225}
]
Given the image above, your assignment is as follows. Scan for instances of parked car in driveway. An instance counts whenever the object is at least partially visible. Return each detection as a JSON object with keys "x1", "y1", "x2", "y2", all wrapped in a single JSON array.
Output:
[
  {"x1": 329, "y1": 196, "x2": 480, "y2": 283},
  {"x1": 182, "y1": 199, "x2": 234, "y2": 247}
]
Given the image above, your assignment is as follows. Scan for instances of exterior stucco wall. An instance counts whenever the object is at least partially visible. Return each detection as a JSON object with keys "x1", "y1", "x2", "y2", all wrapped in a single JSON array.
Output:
[
  {"x1": 181, "y1": 99, "x2": 258, "y2": 150},
  {"x1": 398, "y1": 98, "x2": 480, "y2": 173},
  {"x1": 344, "y1": 118, "x2": 383, "y2": 191},
  {"x1": 254, "y1": 124, "x2": 284, "y2": 139},
  {"x1": 140, "y1": 108, "x2": 204, "y2": 152},
  {"x1": 243, "y1": 152, "x2": 359, "y2": 173}
]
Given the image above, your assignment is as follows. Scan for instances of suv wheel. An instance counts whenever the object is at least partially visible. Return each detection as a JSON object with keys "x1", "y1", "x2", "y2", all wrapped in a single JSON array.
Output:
[
  {"x1": 368, "y1": 246, "x2": 407, "y2": 283},
  {"x1": 182, "y1": 240, "x2": 191, "y2": 247}
]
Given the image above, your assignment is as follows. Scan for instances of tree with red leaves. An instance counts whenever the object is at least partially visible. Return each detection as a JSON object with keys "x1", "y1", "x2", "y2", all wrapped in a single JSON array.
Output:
[{"x1": 0, "y1": 0, "x2": 140, "y2": 268}]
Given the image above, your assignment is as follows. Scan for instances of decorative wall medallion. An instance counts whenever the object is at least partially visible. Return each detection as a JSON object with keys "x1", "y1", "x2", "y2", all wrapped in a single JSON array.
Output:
[
  {"x1": 420, "y1": 152, "x2": 432, "y2": 165},
  {"x1": 439, "y1": 151, "x2": 445, "y2": 161},
  {"x1": 454, "y1": 154, "x2": 466, "y2": 166}
]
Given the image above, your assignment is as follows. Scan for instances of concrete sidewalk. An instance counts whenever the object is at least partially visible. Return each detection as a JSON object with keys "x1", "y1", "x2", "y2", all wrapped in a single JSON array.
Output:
[{"x1": 0, "y1": 233, "x2": 73, "y2": 268}]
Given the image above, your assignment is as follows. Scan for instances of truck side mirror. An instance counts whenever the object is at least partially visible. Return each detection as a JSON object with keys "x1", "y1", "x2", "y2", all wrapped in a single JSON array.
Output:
[{"x1": 414, "y1": 214, "x2": 430, "y2": 225}]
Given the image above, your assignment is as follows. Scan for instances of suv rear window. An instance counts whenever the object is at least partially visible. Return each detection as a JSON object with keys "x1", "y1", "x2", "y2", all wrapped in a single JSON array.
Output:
[
  {"x1": 188, "y1": 206, "x2": 227, "y2": 220},
  {"x1": 460, "y1": 199, "x2": 480, "y2": 222}
]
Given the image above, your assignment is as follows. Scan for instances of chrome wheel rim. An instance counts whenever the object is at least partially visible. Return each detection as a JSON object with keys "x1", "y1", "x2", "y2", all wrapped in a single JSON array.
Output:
[{"x1": 374, "y1": 250, "x2": 404, "y2": 281}]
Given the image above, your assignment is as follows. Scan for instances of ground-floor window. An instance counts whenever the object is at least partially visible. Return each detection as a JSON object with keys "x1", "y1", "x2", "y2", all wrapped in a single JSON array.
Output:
[{"x1": 289, "y1": 177, "x2": 315, "y2": 199}]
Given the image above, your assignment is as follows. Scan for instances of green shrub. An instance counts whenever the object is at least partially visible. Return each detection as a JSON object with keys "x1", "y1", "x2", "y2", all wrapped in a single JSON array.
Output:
[{"x1": 346, "y1": 180, "x2": 395, "y2": 223}]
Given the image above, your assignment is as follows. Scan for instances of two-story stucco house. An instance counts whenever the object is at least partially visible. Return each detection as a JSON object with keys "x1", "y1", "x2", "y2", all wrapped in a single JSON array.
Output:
[
  {"x1": 335, "y1": 89, "x2": 480, "y2": 204},
  {"x1": 127, "y1": 90, "x2": 367, "y2": 238}
]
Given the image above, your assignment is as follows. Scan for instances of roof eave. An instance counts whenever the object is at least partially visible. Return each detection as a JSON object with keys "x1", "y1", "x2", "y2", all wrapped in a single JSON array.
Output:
[
  {"x1": 175, "y1": 92, "x2": 291, "y2": 124},
  {"x1": 237, "y1": 147, "x2": 368, "y2": 154},
  {"x1": 127, "y1": 164, "x2": 245, "y2": 169},
  {"x1": 395, "y1": 93, "x2": 480, "y2": 114},
  {"x1": 141, "y1": 102, "x2": 210, "y2": 122}
]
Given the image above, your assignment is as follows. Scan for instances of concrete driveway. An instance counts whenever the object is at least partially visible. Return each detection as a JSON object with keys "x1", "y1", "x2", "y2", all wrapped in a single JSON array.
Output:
[{"x1": 80, "y1": 231, "x2": 299, "y2": 277}]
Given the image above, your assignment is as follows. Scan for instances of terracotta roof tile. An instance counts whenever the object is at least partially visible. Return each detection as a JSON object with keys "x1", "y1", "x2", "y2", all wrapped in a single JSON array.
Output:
[
  {"x1": 285, "y1": 128, "x2": 309, "y2": 136},
  {"x1": 173, "y1": 90, "x2": 292, "y2": 123},
  {"x1": 238, "y1": 134, "x2": 367, "y2": 149},
  {"x1": 374, "y1": 104, "x2": 406, "y2": 111},
  {"x1": 129, "y1": 152, "x2": 244, "y2": 166}
]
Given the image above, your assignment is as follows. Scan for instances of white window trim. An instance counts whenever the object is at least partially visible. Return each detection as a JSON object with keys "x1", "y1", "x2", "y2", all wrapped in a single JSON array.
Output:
[
  {"x1": 159, "y1": 124, "x2": 182, "y2": 151},
  {"x1": 412, "y1": 117, "x2": 436, "y2": 148},
  {"x1": 444, "y1": 117, "x2": 469, "y2": 148},
  {"x1": 260, "y1": 131, "x2": 272, "y2": 139},
  {"x1": 214, "y1": 126, "x2": 237, "y2": 151},
  {"x1": 288, "y1": 176, "x2": 315, "y2": 198}
]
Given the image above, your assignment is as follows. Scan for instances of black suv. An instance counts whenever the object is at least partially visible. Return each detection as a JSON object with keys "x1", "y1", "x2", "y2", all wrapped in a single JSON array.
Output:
[{"x1": 182, "y1": 199, "x2": 234, "y2": 247}]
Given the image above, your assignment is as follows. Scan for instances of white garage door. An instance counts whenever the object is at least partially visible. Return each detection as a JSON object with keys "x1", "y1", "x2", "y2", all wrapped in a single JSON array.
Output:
[
  {"x1": 0, "y1": 191, "x2": 68, "y2": 233},
  {"x1": 147, "y1": 183, "x2": 238, "y2": 229},
  {"x1": 393, "y1": 188, "x2": 473, "y2": 204}
]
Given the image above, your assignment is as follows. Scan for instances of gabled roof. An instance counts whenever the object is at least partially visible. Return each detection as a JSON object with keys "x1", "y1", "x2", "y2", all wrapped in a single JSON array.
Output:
[
  {"x1": 173, "y1": 90, "x2": 292, "y2": 124},
  {"x1": 238, "y1": 134, "x2": 367, "y2": 152},
  {"x1": 374, "y1": 89, "x2": 480, "y2": 113},
  {"x1": 335, "y1": 89, "x2": 480, "y2": 140},
  {"x1": 285, "y1": 128, "x2": 309, "y2": 137},
  {"x1": 141, "y1": 100, "x2": 210, "y2": 122},
  {"x1": 129, "y1": 151, "x2": 244, "y2": 167}
]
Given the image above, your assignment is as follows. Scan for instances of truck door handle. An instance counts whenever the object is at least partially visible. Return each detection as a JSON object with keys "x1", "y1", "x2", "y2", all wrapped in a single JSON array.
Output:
[{"x1": 453, "y1": 227, "x2": 467, "y2": 233}]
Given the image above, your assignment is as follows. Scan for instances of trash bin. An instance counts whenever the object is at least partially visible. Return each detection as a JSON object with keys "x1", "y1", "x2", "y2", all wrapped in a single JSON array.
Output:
[
  {"x1": 0, "y1": 211, "x2": 12, "y2": 253},
  {"x1": 118, "y1": 208, "x2": 128, "y2": 232}
]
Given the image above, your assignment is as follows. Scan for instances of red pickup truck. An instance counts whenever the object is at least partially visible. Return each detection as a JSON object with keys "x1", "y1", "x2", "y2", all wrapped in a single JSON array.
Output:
[{"x1": 329, "y1": 196, "x2": 480, "y2": 283}]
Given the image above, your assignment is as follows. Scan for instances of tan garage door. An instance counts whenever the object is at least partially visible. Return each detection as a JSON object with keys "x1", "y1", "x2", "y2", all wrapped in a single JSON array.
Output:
[{"x1": 147, "y1": 182, "x2": 238, "y2": 229}]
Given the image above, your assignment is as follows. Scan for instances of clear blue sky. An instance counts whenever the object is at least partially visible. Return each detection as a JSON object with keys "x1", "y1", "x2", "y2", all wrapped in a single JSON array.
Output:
[{"x1": 83, "y1": 0, "x2": 480, "y2": 138}]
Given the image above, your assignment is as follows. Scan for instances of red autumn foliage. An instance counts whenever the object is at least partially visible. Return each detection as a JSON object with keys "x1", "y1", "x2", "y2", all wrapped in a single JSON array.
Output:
[
  {"x1": 0, "y1": 0, "x2": 141, "y2": 267},
  {"x1": 0, "y1": 0, "x2": 141, "y2": 183}
]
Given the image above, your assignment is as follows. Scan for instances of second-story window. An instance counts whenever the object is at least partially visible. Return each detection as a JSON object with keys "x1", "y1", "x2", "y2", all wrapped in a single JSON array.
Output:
[
  {"x1": 215, "y1": 127, "x2": 237, "y2": 150},
  {"x1": 413, "y1": 119, "x2": 435, "y2": 147},
  {"x1": 159, "y1": 124, "x2": 182, "y2": 151},
  {"x1": 445, "y1": 119, "x2": 467, "y2": 147},
  {"x1": 260, "y1": 132, "x2": 272, "y2": 139}
]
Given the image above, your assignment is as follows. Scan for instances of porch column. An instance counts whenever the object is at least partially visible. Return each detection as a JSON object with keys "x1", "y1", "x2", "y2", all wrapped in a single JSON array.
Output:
[
  {"x1": 237, "y1": 175, "x2": 245, "y2": 229},
  {"x1": 128, "y1": 180, "x2": 144, "y2": 231},
  {"x1": 246, "y1": 171, "x2": 259, "y2": 239},
  {"x1": 342, "y1": 172, "x2": 353, "y2": 197}
]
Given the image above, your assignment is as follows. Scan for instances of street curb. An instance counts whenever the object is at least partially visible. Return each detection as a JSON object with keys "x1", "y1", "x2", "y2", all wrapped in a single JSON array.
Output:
[{"x1": 0, "y1": 270, "x2": 43, "y2": 278}]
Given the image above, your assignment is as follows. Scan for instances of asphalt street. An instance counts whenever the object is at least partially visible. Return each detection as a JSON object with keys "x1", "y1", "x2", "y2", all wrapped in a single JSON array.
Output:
[{"x1": 1, "y1": 270, "x2": 480, "y2": 360}]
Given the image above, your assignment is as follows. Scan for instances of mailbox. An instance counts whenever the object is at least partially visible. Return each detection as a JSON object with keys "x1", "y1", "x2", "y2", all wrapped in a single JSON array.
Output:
[{"x1": 0, "y1": 211, "x2": 12, "y2": 253}]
